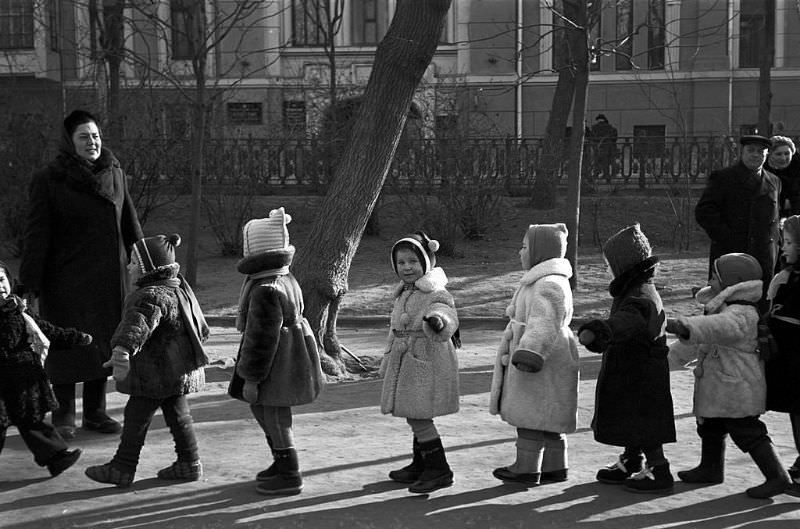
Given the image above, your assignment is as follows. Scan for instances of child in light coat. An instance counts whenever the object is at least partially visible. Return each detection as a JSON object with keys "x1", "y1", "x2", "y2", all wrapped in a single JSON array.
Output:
[
  {"x1": 669, "y1": 252, "x2": 793, "y2": 498},
  {"x1": 381, "y1": 231, "x2": 460, "y2": 494},
  {"x1": 85, "y1": 234, "x2": 209, "y2": 488},
  {"x1": 489, "y1": 223, "x2": 580, "y2": 487}
]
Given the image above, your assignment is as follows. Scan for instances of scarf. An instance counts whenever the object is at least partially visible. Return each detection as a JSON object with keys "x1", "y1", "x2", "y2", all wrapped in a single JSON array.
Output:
[
  {"x1": 148, "y1": 275, "x2": 210, "y2": 368},
  {"x1": 236, "y1": 266, "x2": 290, "y2": 331}
]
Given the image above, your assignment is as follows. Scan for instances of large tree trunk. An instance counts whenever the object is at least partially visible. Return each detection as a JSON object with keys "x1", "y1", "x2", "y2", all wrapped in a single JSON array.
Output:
[{"x1": 294, "y1": 0, "x2": 452, "y2": 376}]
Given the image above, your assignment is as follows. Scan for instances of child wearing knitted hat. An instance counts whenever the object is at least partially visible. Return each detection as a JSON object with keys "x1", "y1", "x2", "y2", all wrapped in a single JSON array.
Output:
[
  {"x1": 489, "y1": 223, "x2": 580, "y2": 487},
  {"x1": 765, "y1": 216, "x2": 800, "y2": 486},
  {"x1": 85, "y1": 234, "x2": 210, "y2": 488},
  {"x1": 0, "y1": 260, "x2": 90, "y2": 477},
  {"x1": 227, "y1": 208, "x2": 324, "y2": 496},
  {"x1": 381, "y1": 231, "x2": 461, "y2": 494},
  {"x1": 667, "y1": 252, "x2": 792, "y2": 498},
  {"x1": 578, "y1": 223, "x2": 676, "y2": 494}
]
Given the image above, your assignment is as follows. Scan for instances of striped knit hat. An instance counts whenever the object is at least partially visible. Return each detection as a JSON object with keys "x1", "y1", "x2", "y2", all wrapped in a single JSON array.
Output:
[
  {"x1": 132, "y1": 234, "x2": 181, "y2": 274},
  {"x1": 237, "y1": 207, "x2": 296, "y2": 275}
]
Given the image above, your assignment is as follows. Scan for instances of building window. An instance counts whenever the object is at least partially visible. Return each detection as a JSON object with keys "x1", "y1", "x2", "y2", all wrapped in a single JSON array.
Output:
[
  {"x1": 171, "y1": 0, "x2": 202, "y2": 60},
  {"x1": 0, "y1": 0, "x2": 33, "y2": 49},
  {"x1": 647, "y1": 0, "x2": 665, "y2": 69},
  {"x1": 292, "y1": 0, "x2": 324, "y2": 47},
  {"x1": 283, "y1": 101, "x2": 306, "y2": 134},
  {"x1": 739, "y1": 0, "x2": 774, "y2": 68},
  {"x1": 616, "y1": 0, "x2": 633, "y2": 70},
  {"x1": 227, "y1": 103, "x2": 262, "y2": 125},
  {"x1": 351, "y1": 0, "x2": 389, "y2": 45}
]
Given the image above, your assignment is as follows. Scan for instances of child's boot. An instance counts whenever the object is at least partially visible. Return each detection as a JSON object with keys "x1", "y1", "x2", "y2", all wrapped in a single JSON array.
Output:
[
  {"x1": 492, "y1": 437, "x2": 545, "y2": 487},
  {"x1": 409, "y1": 438, "x2": 454, "y2": 494},
  {"x1": 47, "y1": 448, "x2": 82, "y2": 477},
  {"x1": 256, "y1": 435, "x2": 277, "y2": 481},
  {"x1": 623, "y1": 461, "x2": 674, "y2": 494},
  {"x1": 746, "y1": 440, "x2": 792, "y2": 498},
  {"x1": 677, "y1": 435, "x2": 725, "y2": 484},
  {"x1": 389, "y1": 437, "x2": 424, "y2": 483},
  {"x1": 256, "y1": 448, "x2": 303, "y2": 496},
  {"x1": 540, "y1": 435, "x2": 569, "y2": 483},
  {"x1": 597, "y1": 452, "x2": 643, "y2": 484},
  {"x1": 157, "y1": 460, "x2": 203, "y2": 481},
  {"x1": 85, "y1": 462, "x2": 135, "y2": 488}
]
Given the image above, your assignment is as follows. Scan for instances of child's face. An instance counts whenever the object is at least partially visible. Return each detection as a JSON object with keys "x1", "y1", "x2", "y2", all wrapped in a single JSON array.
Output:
[
  {"x1": 519, "y1": 235, "x2": 531, "y2": 270},
  {"x1": 395, "y1": 248, "x2": 424, "y2": 284},
  {"x1": 127, "y1": 253, "x2": 143, "y2": 282},
  {"x1": 709, "y1": 271, "x2": 723, "y2": 295},
  {"x1": 603, "y1": 255, "x2": 615, "y2": 280},
  {"x1": 0, "y1": 269, "x2": 10, "y2": 299},
  {"x1": 782, "y1": 230, "x2": 798, "y2": 265}
]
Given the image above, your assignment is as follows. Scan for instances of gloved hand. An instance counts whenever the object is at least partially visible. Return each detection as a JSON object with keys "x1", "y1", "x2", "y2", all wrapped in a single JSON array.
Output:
[
  {"x1": 77, "y1": 332, "x2": 93, "y2": 346},
  {"x1": 423, "y1": 315, "x2": 445, "y2": 332},
  {"x1": 578, "y1": 329, "x2": 595, "y2": 346},
  {"x1": 243, "y1": 381, "x2": 259, "y2": 404},
  {"x1": 666, "y1": 318, "x2": 690, "y2": 339},
  {"x1": 103, "y1": 346, "x2": 130, "y2": 382}
]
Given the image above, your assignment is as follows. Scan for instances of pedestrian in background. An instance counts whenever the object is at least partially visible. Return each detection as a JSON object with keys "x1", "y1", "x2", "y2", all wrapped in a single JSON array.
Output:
[
  {"x1": 668, "y1": 252, "x2": 792, "y2": 498},
  {"x1": 765, "y1": 136, "x2": 800, "y2": 218},
  {"x1": 19, "y1": 109, "x2": 143, "y2": 440},
  {"x1": 589, "y1": 114, "x2": 618, "y2": 180},
  {"x1": 381, "y1": 231, "x2": 461, "y2": 494},
  {"x1": 578, "y1": 224, "x2": 676, "y2": 494},
  {"x1": 85, "y1": 234, "x2": 209, "y2": 488},
  {"x1": 228, "y1": 208, "x2": 324, "y2": 496},
  {"x1": 489, "y1": 223, "x2": 580, "y2": 487}
]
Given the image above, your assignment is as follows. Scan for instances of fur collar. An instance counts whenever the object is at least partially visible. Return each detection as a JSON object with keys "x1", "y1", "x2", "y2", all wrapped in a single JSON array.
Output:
[
  {"x1": 698, "y1": 279, "x2": 763, "y2": 314},
  {"x1": 394, "y1": 267, "x2": 448, "y2": 297},
  {"x1": 237, "y1": 246, "x2": 295, "y2": 275},
  {"x1": 136, "y1": 263, "x2": 180, "y2": 287},
  {"x1": 520, "y1": 258, "x2": 572, "y2": 286},
  {"x1": 609, "y1": 256, "x2": 659, "y2": 298}
]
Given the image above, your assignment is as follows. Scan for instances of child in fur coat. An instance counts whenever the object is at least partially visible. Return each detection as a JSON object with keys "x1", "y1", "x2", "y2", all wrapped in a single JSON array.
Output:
[
  {"x1": 489, "y1": 223, "x2": 580, "y2": 487},
  {"x1": 381, "y1": 231, "x2": 460, "y2": 494},
  {"x1": 0, "y1": 260, "x2": 89, "y2": 477},
  {"x1": 228, "y1": 208, "x2": 324, "y2": 497},
  {"x1": 85, "y1": 234, "x2": 209, "y2": 488},
  {"x1": 578, "y1": 223, "x2": 676, "y2": 494},
  {"x1": 668, "y1": 252, "x2": 792, "y2": 498}
]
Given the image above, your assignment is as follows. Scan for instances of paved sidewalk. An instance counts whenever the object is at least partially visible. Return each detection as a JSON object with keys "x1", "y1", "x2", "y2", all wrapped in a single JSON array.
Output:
[{"x1": 2, "y1": 323, "x2": 799, "y2": 529}]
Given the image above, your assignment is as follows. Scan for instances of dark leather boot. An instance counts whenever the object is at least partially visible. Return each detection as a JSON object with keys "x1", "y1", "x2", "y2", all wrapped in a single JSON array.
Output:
[
  {"x1": 678, "y1": 435, "x2": 725, "y2": 484},
  {"x1": 389, "y1": 437, "x2": 424, "y2": 483},
  {"x1": 409, "y1": 438, "x2": 454, "y2": 494},
  {"x1": 256, "y1": 448, "x2": 303, "y2": 496},
  {"x1": 746, "y1": 441, "x2": 792, "y2": 498}
]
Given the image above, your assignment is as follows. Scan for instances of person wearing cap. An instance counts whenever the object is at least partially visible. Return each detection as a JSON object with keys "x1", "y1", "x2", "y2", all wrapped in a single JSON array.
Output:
[
  {"x1": 589, "y1": 114, "x2": 618, "y2": 179},
  {"x1": 667, "y1": 252, "x2": 792, "y2": 499},
  {"x1": 695, "y1": 134, "x2": 781, "y2": 308},
  {"x1": 19, "y1": 109, "x2": 143, "y2": 440}
]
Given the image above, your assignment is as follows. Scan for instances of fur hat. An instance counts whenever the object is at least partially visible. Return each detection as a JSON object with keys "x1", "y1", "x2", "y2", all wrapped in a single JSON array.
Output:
[
  {"x1": 602, "y1": 223, "x2": 652, "y2": 278},
  {"x1": 525, "y1": 223, "x2": 568, "y2": 268},
  {"x1": 713, "y1": 253, "x2": 762, "y2": 289},
  {"x1": 391, "y1": 231, "x2": 439, "y2": 275},
  {"x1": 237, "y1": 207, "x2": 295, "y2": 275},
  {"x1": 132, "y1": 234, "x2": 181, "y2": 274},
  {"x1": 64, "y1": 109, "x2": 99, "y2": 136}
]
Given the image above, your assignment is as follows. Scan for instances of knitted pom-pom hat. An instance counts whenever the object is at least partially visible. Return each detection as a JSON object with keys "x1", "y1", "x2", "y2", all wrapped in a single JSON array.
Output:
[
  {"x1": 132, "y1": 234, "x2": 181, "y2": 274},
  {"x1": 602, "y1": 223, "x2": 652, "y2": 278},
  {"x1": 713, "y1": 253, "x2": 762, "y2": 289},
  {"x1": 391, "y1": 231, "x2": 439, "y2": 275},
  {"x1": 525, "y1": 223, "x2": 568, "y2": 268},
  {"x1": 237, "y1": 207, "x2": 296, "y2": 275}
]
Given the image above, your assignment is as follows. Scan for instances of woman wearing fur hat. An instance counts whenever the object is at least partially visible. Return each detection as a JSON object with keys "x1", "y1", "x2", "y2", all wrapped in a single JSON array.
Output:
[
  {"x1": 19, "y1": 109, "x2": 143, "y2": 440},
  {"x1": 668, "y1": 252, "x2": 792, "y2": 498},
  {"x1": 578, "y1": 224, "x2": 676, "y2": 494},
  {"x1": 489, "y1": 223, "x2": 580, "y2": 487},
  {"x1": 381, "y1": 231, "x2": 461, "y2": 494},
  {"x1": 228, "y1": 208, "x2": 324, "y2": 496},
  {"x1": 85, "y1": 234, "x2": 210, "y2": 488}
]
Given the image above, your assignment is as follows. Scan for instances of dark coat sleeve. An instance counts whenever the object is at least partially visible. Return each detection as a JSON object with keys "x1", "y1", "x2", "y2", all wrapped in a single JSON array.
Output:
[
  {"x1": 695, "y1": 170, "x2": 733, "y2": 247},
  {"x1": 31, "y1": 312, "x2": 87, "y2": 347},
  {"x1": 111, "y1": 290, "x2": 164, "y2": 354},
  {"x1": 579, "y1": 297, "x2": 660, "y2": 354},
  {"x1": 120, "y1": 172, "x2": 143, "y2": 249},
  {"x1": 236, "y1": 286, "x2": 284, "y2": 383},
  {"x1": 19, "y1": 170, "x2": 52, "y2": 294}
]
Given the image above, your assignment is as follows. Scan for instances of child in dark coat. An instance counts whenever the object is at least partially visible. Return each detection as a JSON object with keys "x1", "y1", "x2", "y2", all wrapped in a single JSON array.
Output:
[
  {"x1": 0, "y1": 260, "x2": 89, "y2": 477},
  {"x1": 578, "y1": 224, "x2": 676, "y2": 494},
  {"x1": 228, "y1": 208, "x2": 324, "y2": 496},
  {"x1": 85, "y1": 234, "x2": 209, "y2": 488}
]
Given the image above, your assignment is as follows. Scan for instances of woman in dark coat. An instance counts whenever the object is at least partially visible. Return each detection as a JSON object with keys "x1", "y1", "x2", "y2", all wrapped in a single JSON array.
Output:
[
  {"x1": 765, "y1": 136, "x2": 800, "y2": 218},
  {"x1": 19, "y1": 110, "x2": 143, "y2": 439}
]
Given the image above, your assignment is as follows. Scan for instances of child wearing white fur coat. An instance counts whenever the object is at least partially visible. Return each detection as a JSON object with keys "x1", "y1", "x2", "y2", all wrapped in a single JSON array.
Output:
[{"x1": 489, "y1": 223, "x2": 580, "y2": 486}]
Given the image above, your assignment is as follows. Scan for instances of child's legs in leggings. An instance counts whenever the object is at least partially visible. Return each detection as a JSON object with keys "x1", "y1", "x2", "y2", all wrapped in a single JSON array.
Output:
[
  {"x1": 112, "y1": 396, "x2": 161, "y2": 473},
  {"x1": 642, "y1": 445, "x2": 667, "y2": 467},
  {"x1": 15, "y1": 420, "x2": 69, "y2": 466},
  {"x1": 406, "y1": 418, "x2": 439, "y2": 443},
  {"x1": 724, "y1": 416, "x2": 769, "y2": 453},
  {"x1": 250, "y1": 404, "x2": 294, "y2": 449},
  {"x1": 160, "y1": 395, "x2": 198, "y2": 463}
]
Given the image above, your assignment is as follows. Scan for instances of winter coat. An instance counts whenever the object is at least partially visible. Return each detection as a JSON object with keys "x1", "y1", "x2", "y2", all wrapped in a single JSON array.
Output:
[
  {"x1": 671, "y1": 280, "x2": 765, "y2": 418},
  {"x1": 110, "y1": 266, "x2": 206, "y2": 399},
  {"x1": 765, "y1": 268, "x2": 800, "y2": 413},
  {"x1": 380, "y1": 267, "x2": 460, "y2": 419},
  {"x1": 695, "y1": 161, "x2": 781, "y2": 294},
  {"x1": 765, "y1": 154, "x2": 800, "y2": 217},
  {"x1": 489, "y1": 258, "x2": 579, "y2": 433},
  {"x1": 228, "y1": 272, "x2": 324, "y2": 407},
  {"x1": 579, "y1": 258, "x2": 676, "y2": 448},
  {"x1": 0, "y1": 295, "x2": 87, "y2": 428},
  {"x1": 19, "y1": 148, "x2": 143, "y2": 384}
]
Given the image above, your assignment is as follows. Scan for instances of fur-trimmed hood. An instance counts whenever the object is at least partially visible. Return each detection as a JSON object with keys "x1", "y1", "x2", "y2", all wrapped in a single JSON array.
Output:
[
  {"x1": 237, "y1": 246, "x2": 295, "y2": 275},
  {"x1": 520, "y1": 257, "x2": 572, "y2": 286},
  {"x1": 696, "y1": 279, "x2": 763, "y2": 314},
  {"x1": 393, "y1": 266, "x2": 448, "y2": 297}
]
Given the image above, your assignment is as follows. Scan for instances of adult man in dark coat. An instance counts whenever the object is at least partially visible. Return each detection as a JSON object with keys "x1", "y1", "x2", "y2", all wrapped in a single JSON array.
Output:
[{"x1": 695, "y1": 134, "x2": 781, "y2": 307}]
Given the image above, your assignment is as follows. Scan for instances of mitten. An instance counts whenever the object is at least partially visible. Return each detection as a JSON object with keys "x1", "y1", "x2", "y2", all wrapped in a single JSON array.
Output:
[
  {"x1": 77, "y1": 332, "x2": 93, "y2": 346},
  {"x1": 666, "y1": 318, "x2": 690, "y2": 339},
  {"x1": 578, "y1": 329, "x2": 595, "y2": 346},
  {"x1": 424, "y1": 315, "x2": 445, "y2": 332},
  {"x1": 243, "y1": 381, "x2": 259, "y2": 404},
  {"x1": 103, "y1": 347, "x2": 130, "y2": 382},
  {"x1": 511, "y1": 349, "x2": 544, "y2": 372}
]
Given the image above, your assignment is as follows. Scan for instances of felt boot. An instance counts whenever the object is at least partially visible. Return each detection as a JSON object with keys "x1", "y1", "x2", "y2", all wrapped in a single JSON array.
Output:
[
  {"x1": 492, "y1": 437, "x2": 544, "y2": 487},
  {"x1": 623, "y1": 461, "x2": 674, "y2": 494},
  {"x1": 85, "y1": 462, "x2": 135, "y2": 488},
  {"x1": 597, "y1": 452, "x2": 643, "y2": 484},
  {"x1": 47, "y1": 449, "x2": 82, "y2": 477},
  {"x1": 678, "y1": 435, "x2": 725, "y2": 484},
  {"x1": 389, "y1": 437, "x2": 424, "y2": 483},
  {"x1": 157, "y1": 460, "x2": 203, "y2": 481},
  {"x1": 746, "y1": 441, "x2": 792, "y2": 498},
  {"x1": 540, "y1": 436, "x2": 569, "y2": 483},
  {"x1": 256, "y1": 448, "x2": 303, "y2": 496},
  {"x1": 409, "y1": 438, "x2": 454, "y2": 494}
]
